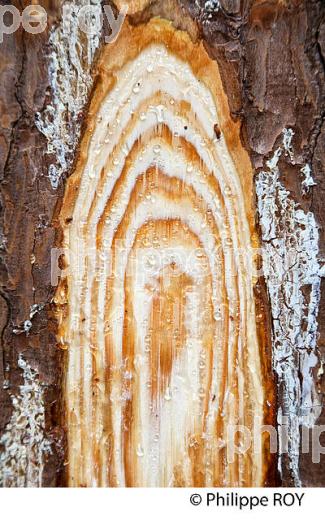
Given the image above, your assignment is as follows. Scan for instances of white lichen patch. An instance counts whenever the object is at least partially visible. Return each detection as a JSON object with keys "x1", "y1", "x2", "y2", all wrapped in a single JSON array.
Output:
[
  {"x1": 35, "y1": 0, "x2": 101, "y2": 189},
  {"x1": 0, "y1": 356, "x2": 51, "y2": 487},
  {"x1": 301, "y1": 164, "x2": 317, "y2": 194},
  {"x1": 204, "y1": 0, "x2": 220, "y2": 12},
  {"x1": 282, "y1": 127, "x2": 294, "y2": 162},
  {"x1": 12, "y1": 303, "x2": 45, "y2": 335},
  {"x1": 256, "y1": 130, "x2": 322, "y2": 485}
]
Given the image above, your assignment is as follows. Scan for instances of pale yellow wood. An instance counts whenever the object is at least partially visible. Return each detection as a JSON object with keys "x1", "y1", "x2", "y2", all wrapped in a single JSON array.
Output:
[{"x1": 56, "y1": 17, "x2": 272, "y2": 487}]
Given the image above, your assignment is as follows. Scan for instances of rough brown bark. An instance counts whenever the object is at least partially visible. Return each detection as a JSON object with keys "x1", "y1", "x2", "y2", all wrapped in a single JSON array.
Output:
[
  {"x1": 0, "y1": 0, "x2": 324, "y2": 487},
  {"x1": 0, "y1": 0, "x2": 66, "y2": 486}
]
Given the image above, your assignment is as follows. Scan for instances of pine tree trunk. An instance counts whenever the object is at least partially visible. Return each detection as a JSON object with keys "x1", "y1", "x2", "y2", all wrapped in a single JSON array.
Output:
[{"x1": 0, "y1": 0, "x2": 324, "y2": 487}]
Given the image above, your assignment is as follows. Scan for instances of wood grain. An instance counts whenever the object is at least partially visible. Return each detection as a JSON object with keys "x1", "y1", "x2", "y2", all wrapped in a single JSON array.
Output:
[{"x1": 56, "y1": 17, "x2": 271, "y2": 487}]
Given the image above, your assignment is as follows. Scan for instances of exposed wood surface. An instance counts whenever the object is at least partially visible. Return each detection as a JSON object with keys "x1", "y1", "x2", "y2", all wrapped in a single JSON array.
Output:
[{"x1": 57, "y1": 17, "x2": 272, "y2": 487}]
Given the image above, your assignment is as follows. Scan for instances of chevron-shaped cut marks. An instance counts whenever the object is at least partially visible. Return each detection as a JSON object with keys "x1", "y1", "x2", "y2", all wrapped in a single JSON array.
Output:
[{"x1": 57, "y1": 19, "x2": 272, "y2": 487}]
